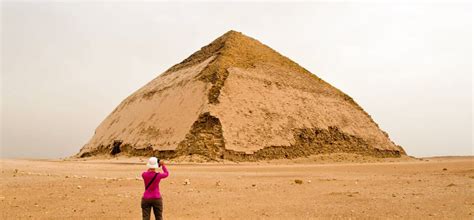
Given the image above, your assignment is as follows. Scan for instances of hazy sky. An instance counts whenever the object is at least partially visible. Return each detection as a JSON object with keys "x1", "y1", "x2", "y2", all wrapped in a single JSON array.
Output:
[{"x1": 1, "y1": 1, "x2": 472, "y2": 158}]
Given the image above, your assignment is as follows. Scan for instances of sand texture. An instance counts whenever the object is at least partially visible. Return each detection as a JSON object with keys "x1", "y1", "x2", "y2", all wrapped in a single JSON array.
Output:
[
  {"x1": 77, "y1": 30, "x2": 405, "y2": 160},
  {"x1": 1, "y1": 157, "x2": 473, "y2": 219}
]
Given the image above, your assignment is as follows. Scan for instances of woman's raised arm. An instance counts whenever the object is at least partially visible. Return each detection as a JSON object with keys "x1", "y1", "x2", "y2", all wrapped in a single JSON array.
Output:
[{"x1": 158, "y1": 162, "x2": 169, "y2": 178}]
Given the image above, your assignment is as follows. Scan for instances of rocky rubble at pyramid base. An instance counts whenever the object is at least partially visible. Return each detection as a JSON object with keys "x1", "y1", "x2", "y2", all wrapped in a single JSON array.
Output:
[{"x1": 77, "y1": 126, "x2": 405, "y2": 162}]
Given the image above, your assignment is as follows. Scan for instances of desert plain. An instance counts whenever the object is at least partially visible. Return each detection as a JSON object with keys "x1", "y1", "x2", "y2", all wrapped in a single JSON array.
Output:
[{"x1": 1, "y1": 155, "x2": 473, "y2": 219}]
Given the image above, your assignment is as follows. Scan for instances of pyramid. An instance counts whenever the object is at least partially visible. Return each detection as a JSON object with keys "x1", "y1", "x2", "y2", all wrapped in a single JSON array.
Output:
[{"x1": 77, "y1": 30, "x2": 406, "y2": 161}]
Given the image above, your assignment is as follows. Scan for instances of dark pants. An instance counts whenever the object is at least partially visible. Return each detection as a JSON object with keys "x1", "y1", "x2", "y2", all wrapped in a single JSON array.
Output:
[{"x1": 141, "y1": 198, "x2": 163, "y2": 220}]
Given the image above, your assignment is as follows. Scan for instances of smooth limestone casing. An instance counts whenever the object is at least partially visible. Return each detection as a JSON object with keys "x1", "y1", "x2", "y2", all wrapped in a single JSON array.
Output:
[
  {"x1": 79, "y1": 56, "x2": 214, "y2": 154},
  {"x1": 211, "y1": 65, "x2": 397, "y2": 153}
]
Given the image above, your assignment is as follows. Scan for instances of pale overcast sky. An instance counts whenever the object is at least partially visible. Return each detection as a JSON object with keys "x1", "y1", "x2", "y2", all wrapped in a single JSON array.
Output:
[{"x1": 1, "y1": 1, "x2": 472, "y2": 158}]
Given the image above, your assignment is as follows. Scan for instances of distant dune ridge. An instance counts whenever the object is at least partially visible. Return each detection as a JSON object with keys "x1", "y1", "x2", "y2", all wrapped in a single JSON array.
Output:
[{"x1": 77, "y1": 30, "x2": 406, "y2": 161}]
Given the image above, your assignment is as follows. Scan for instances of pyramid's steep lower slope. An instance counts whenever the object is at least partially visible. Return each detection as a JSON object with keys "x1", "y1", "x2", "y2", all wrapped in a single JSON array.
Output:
[{"x1": 77, "y1": 31, "x2": 406, "y2": 160}]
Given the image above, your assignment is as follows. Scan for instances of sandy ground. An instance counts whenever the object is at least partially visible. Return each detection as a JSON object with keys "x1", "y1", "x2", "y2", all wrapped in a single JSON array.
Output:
[{"x1": 1, "y1": 156, "x2": 473, "y2": 219}]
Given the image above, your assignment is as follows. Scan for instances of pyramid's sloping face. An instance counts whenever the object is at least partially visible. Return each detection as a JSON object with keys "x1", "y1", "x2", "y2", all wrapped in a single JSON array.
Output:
[
  {"x1": 212, "y1": 65, "x2": 395, "y2": 153},
  {"x1": 78, "y1": 31, "x2": 405, "y2": 159},
  {"x1": 80, "y1": 56, "x2": 214, "y2": 154}
]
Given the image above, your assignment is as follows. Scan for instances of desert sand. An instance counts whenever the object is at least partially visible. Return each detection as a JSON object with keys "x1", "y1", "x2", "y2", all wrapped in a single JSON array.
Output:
[{"x1": 1, "y1": 156, "x2": 473, "y2": 219}]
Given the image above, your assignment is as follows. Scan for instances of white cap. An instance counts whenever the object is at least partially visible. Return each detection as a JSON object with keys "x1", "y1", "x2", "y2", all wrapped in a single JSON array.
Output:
[{"x1": 147, "y1": 157, "x2": 159, "y2": 169}]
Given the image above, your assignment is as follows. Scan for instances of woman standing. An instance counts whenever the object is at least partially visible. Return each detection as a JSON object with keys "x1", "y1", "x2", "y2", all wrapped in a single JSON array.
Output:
[{"x1": 141, "y1": 157, "x2": 169, "y2": 220}]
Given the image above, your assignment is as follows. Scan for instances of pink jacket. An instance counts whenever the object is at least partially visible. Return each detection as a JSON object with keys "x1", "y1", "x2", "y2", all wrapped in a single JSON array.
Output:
[{"x1": 142, "y1": 165, "x2": 169, "y2": 199}]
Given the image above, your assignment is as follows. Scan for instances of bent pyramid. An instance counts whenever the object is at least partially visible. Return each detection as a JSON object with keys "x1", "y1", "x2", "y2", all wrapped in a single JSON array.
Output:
[{"x1": 77, "y1": 30, "x2": 406, "y2": 160}]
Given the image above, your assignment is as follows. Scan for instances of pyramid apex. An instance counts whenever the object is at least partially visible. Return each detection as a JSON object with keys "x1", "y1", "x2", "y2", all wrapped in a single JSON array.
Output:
[
  {"x1": 223, "y1": 29, "x2": 241, "y2": 35},
  {"x1": 166, "y1": 30, "x2": 309, "y2": 77},
  {"x1": 220, "y1": 30, "x2": 246, "y2": 40}
]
